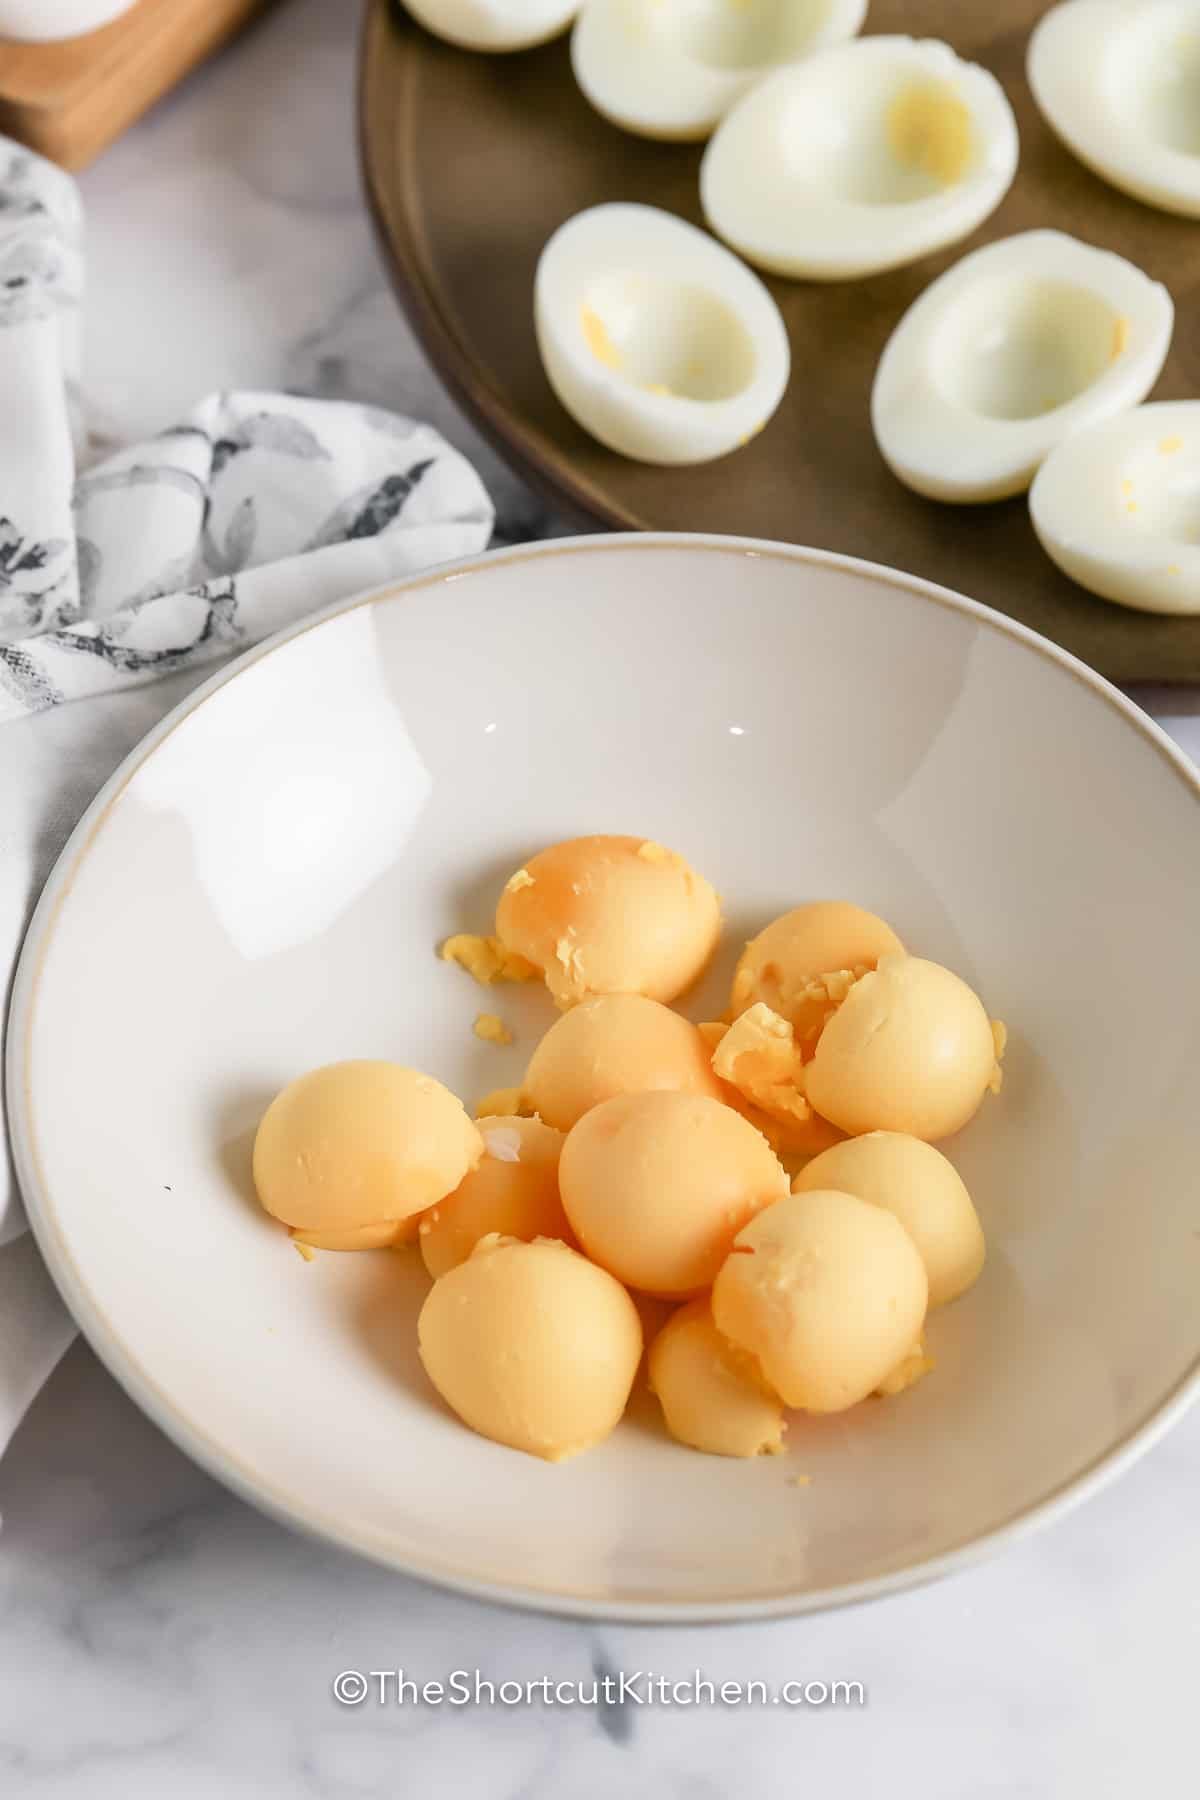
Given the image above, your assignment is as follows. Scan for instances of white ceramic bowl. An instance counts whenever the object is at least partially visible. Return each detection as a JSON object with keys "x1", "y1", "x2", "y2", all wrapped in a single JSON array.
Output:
[{"x1": 8, "y1": 535, "x2": 1200, "y2": 1622}]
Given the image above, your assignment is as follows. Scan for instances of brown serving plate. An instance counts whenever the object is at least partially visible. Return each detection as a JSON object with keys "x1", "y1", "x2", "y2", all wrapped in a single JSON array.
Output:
[{"x1": 360, "y1": 0, "x2": 1200, "y2": 680}]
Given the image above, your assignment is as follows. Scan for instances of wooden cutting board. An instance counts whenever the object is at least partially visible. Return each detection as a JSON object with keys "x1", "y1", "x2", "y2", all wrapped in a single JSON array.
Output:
[
  {"x1": 0, "y1": 0, "x2": 274, "y2": 170},
  {"x1": 360, "y1": 0, "x2": 1200, "y2": 683}
]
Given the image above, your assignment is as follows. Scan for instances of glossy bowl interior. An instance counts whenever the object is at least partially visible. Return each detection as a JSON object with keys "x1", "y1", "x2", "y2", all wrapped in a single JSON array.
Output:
[{"x1": 9, "y1": 535, "x2": 1200, "y2": 1621}]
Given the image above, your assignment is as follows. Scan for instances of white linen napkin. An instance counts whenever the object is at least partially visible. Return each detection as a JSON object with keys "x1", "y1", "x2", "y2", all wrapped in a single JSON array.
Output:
[{"x1": 0, "y1": 139, "x2": 495, "y2": 1454}]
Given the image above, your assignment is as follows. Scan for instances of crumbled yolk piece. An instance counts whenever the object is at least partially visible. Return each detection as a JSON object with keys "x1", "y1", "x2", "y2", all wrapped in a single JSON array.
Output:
[
  {"x1": 580, "y1": 303, "x2": 622, "y2": 370},
  {"x1": 293, "y1": 1239, "x2": 316, "y2": 1263},
  {"x1": 552, "y1": 931, "x2": 588, "y2": 1004},
  {"x1": 476, "y1": 1085, "x2": 529, "y2": 1119},
  {"x1": 1121, "y1": 478, "x2": 1135, "y2": 495},
  {"x1": 636, "y1": 840, "x2": 678, "y2": 866},
  {"x1": 1167, "y1": 564, "x2": 1182, "y2": 577},
  {"x1": 875, "y1": 1339, "x2": 935, "y2": 1397},
  {"x1": 1111, "y1": 316, "x2": 1130, "y2": 360},
  {"x1": 789, "y1": 966, "x2": 869, "y2": 1052},
  {"x1": 711, "y1": 1003, "x2": 813, "y2": 1131},
  {"x1": 705, "y1": 1012, "x2": 844, "y2": 1157},
  {"x1": 788, "y1": 1473, "x2": 812, "y2": 1488},
  {"x1": 643, "y1": 383, "x2": 673, "y2": 397},
  {"x1": 887, "y1": 81, "x2": 973, "y2": 186},
  {"x1": 441, "y1": 934, "x2": 538, "y2": 986},
  {"x1": 1159, "y1": 436, "x2": 1184, "y2": 455},
  {"x1": 988, "y1": 1019, "x2": 1008, "y2": 1095},
  {"x1": 474, "y1": 1013, "x2": 513, "y2": 1047},
  {"x1": 1128, "y1": 501, "x2": 1138, "y2": 514},
  {"x1": 505, "y1": 867, "x2": 535, "y2": 895}
]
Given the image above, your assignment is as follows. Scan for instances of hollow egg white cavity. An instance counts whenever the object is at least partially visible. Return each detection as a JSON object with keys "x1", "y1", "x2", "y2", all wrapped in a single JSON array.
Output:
[
  {"x1": 534, "y1": 203, "x2": 790, "y2": 464},
  {"x1": 402, "y1": 0, "x2": 580, "y2": 52},
  {"x1": 1029, "y1": 0, "x2": 1200, "y2": 219},
  {"x1": 699, "y1": 35, "x2": 1018, "y2": 281},
  {"x1": 1030, "y1": 402, "x2": 1200, "y2": 615},
  {"x1": 871, "y1": 231, "x2": 1173, "y2": 504},
  {"x1": 570, "y1": 0, "x2": 867, "y2": 142}
]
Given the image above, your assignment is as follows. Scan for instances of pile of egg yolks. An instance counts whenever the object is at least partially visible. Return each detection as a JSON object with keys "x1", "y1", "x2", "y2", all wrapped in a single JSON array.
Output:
[{"x1": 250, "y1": 842, "x2": 1006, "y2": 1462}]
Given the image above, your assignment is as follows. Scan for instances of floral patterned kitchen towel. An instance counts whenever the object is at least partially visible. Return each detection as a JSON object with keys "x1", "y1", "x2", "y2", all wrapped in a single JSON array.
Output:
[
  {"x1": 0, "y1": 140, "x2": 494, "y2": 724},
  {"x1": 0, "y1": 138, "x2": 495, "y2": 1442}
]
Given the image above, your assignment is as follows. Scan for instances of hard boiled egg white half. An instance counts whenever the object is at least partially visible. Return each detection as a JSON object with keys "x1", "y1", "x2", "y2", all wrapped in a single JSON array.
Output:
[
  {"x1": 403, "y1": 0, "x2": 580, "y2": 50},
  {"x1": 1030, "y1": 402, "x2": 1200, "y2": 615},
  {"x1": 700, "y1": 35, "x2": 1018, "y2": 281},
  {"x1": 534, "y1": 203, "x2": 790, "y2": 464},
  {"x1": 871, "y1": 231, "x2": 1173, "y2": 504},
  {"x1": 571, "y1": 0, "x2": 866, "y2": 142},
  {"x1": 1029, "y1": 0, "x2": 1200, "y2": 219}
]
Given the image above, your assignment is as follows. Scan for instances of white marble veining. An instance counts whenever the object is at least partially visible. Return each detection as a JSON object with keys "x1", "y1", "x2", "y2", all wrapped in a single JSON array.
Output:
[{"x1": 2, "y1": 0, "x2": 1199, "y2": 1790}]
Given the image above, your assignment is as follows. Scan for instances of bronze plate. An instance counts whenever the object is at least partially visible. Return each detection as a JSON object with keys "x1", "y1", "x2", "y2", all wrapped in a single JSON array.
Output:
[{"x1": 360, "y1": 0, "x2": 1200, "y2": 680}]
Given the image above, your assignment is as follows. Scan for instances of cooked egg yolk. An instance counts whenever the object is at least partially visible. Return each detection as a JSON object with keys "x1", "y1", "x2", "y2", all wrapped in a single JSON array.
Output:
[
  {"x1": 559, "y1": 1089, "x2": 788, "y2": 1297},
  {"x1": 874, "y1": 1337, "x2": 935, "y2": 1396},
  {"x1": 731, "y1": 900, "x2": 903, "y2": 1026},
  {"x1": 418, "y1": 1235, "x2": 642, "y2": 1462},
  {"x1": 419, "y1": 1116, "x2": 571, "y2": 1278},
  {"x1": 290, "y1": 1217, "x2": 420, "y2": 1253},
  {"x1": 495, "y1": 834, "x2": 721, "y2": 1008},
  {"x1": 712, "y1": 1187, "x2": 929, "y2": 1412},
  {"x1": 793, "y1": 1130, "x2": 985, "y2": 1307},
  {"x1": 523, "y1": 992, "x2": 724, "y2": 1131},
  {"x1": 648, "y1": 1298, "x2": 785, "y2": 1459},
  {"x1": 475, "y1": 1085, "x2": 530, "y2": 1119},
  {"x1": 805, "y1": 954, "x2": 1003, "y2": 1141},
  {"x1": 253, "y1": 1061, "x2": 483, "y2": 1241}
]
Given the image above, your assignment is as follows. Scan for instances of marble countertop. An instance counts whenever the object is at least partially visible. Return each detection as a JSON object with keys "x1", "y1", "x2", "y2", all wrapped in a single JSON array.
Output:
[{"x1": 2, "y1": 2, "x2": 1198, "y2": 1792}]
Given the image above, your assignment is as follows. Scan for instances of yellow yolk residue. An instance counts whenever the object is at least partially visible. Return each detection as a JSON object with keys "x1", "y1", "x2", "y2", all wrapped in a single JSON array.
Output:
[
  {"x1": 887, "y1": 81, "x2": 973, "y2": 187},
  {"x1": 581, "y1": 303, "x2": 622, "y2": 370},
  {"x1": 473, "y1": 1013, "x2": 513, "y2": 1046},
  {"x1": 1111, "y1": 315, "x2": 1130, "y2": 360},
  {"x1": 441, "y1": 934, "x2": 538, "y2": 987},
  {"x1": 989, "y1": 1019, "x2": 1007, "y2": 1094},
  {"x1": 505, "y1": 867, "x2": 535, "y2": 894},
  {"x1": 1159, "y1": 436, "x2": 1184, "y2": 455},
  {"x1": 293, "y1": 1239, "x2": 316, "y2": 1263}
]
